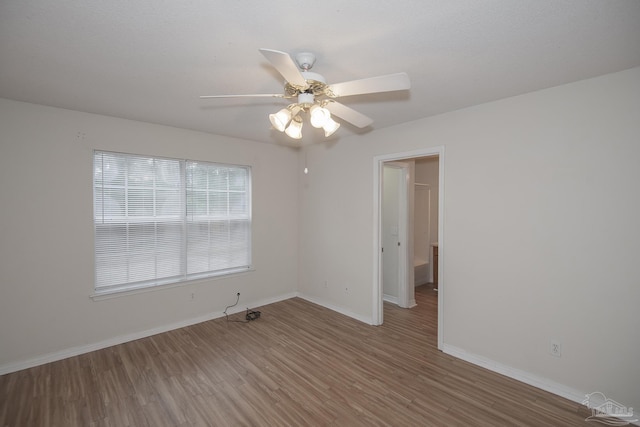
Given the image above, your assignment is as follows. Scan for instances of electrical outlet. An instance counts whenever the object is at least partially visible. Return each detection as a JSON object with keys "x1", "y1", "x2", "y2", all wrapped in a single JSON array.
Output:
[
  {"x1": 550, "y1": 340, "x2": 562, "y2": 357},
  {"x1": 190, "y1": 292, "x2": 195, "y2": 300}
]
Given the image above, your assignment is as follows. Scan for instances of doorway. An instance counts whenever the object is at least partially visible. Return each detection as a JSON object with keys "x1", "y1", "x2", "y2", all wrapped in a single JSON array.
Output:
[{"x1": 373, "y1": 147, "x2": 444, "y2": 350}]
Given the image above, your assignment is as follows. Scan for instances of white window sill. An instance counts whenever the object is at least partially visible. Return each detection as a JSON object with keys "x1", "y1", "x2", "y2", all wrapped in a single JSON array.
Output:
[{"x1": 90, "y1": 267, "x2": 255, "y2": 301}]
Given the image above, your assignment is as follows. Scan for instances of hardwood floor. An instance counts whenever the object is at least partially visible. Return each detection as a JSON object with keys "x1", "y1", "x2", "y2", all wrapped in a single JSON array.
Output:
[{"x1": 0, "y1": 285, "x2": 590, "y2": 426}]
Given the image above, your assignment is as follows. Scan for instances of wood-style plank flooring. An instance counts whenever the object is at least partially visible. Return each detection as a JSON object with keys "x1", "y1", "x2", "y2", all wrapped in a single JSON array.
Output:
[{"x1": 0, "y1": 285, "x2": 591, "y2": 426}]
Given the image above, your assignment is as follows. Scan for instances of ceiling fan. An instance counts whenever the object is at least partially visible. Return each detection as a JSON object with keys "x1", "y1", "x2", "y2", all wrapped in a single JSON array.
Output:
[{"x1": 200, "y1": 49, "x2": 410, "y2": 139}]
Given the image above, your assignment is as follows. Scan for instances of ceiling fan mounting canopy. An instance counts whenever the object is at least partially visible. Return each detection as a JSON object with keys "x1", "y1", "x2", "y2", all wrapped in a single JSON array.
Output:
[
  {"x1": 295, "y1": 52, "x2": 316, "y2": 71},
  {"x1": 199, "y1": 48, "x2": 410, "y2": 139}
]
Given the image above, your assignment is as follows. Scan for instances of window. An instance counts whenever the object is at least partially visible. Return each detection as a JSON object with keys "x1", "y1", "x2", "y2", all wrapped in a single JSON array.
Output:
[{"x1": 93, "y1": 151, "x2": 251, "y2": 294}]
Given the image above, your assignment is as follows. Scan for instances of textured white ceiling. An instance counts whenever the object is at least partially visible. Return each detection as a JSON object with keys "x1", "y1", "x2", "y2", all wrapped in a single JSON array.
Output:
[{"x1": 1, "y1": 0, "x2": 639, "y2": 145}]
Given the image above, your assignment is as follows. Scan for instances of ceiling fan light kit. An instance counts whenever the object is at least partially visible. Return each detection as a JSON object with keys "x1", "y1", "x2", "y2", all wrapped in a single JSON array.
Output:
[
  {"x1": 284, "y1": 115, "x2": 303, "y2": 139},
  {"x1": 322, "y1": 117, "x2": 340, "y2": 137},
  {"x1": 269, "y1": 104, "x2": 301, "y2": 132},
  {"x1": 200, "y1": 48, "x2": 410, "y2": 141},
  {"x1": 309, "y1": 104, "x2": 330, "y2": 128},
  {"x1": 268, "y1": 108, "x2": 291, "y2": 132}
]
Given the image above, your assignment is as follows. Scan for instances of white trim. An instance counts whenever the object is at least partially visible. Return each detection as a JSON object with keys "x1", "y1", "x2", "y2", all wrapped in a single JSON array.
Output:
[
  {"x1": 296, "y1": 292, "x2": 374, "y2": 325},
  {"x1": 383, "y1": 294, "x2": 399, "y2": 305},
  {"x1": 373, "y1": 146, "x2": 444, "y2": 349},
  {"x1": 0, "y1": 292, "x2": 296, "y2": 375},
  {"x1": 383, "y1": 294, "x2": 415, "y2": 307},
  {"x1": 91, "y1": 268, "x2": 256, "y2": 300},
  {"x1": 442, "y1": 344, "x2": 585, "y2": 404},
  {"x1": 437, "y1": 148, "x2": 444, "y2": 350},
  {"x1": 373, "y1": 160, "x2": 384, "y2": 325}
]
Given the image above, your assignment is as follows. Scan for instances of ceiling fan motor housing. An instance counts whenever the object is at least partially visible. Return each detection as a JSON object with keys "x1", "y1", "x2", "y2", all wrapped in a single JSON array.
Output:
[
  {"x1": 285, "y1": 72, "x2": 328, "y2": 98},
  {"x1": 297, "y1": 92, "x2": 315, "y2": 107}
]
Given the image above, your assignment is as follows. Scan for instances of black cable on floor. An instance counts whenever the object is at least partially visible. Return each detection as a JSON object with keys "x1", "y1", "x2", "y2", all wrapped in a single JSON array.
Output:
[{"x1": 223, "y1": 293, "x2": 249, "y2": 323}]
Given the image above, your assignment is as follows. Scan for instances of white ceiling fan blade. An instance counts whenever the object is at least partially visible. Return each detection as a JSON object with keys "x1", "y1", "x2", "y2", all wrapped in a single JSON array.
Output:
[
  {"x1": 327, "y1": 72, "x2": 410, "y2": 98},
  {"x1": 325, "y1": 101, "x2": 374, "y2": 128},
  {"x1": 259, "y1": 48, "x2": 309, "y2": 89},
  {"x1": 199, "y1": 94, "x2": 284, "y2": 99}
]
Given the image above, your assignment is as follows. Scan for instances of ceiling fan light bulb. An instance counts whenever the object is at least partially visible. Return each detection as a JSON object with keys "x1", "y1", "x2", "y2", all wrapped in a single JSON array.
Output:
[
  {"x1": 309, "y1": 105, "x2": 330, "y2": 128},
  {"x1": 323, "y1": 117, "x2": 340, "y2": 137},
  {"x1": 269, "y1": 108, "x2": 291, "y2": 132},
  {"x1": 285, "y1": 117, "x2": 303, "y2": 139}
]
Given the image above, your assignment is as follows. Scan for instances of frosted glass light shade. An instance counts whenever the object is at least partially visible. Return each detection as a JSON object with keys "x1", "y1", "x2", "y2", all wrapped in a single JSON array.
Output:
[
  {"x1": 285, "y1": 117, "x2": 303, "y2": 139},
  {"x1": 269, "y1": 108, "x2": 292, "y2": 132},
  {"x1": 322, "y1": 117, "x2": 340, "y2": 137},
  {"x1": 309, "y1": 105, "x2": 330, "y2": 128}
]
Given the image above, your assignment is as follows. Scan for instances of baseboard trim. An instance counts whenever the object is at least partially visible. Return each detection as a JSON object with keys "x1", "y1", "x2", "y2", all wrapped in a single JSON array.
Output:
[
  {"x1": 383, "y1": 294, "x2": 399, "y2": 305},
  {"x1": 382, "y1": 294, "x2": 416, "y2": 309},
  {"x1": 443, "y1": 344, "x2": 640, "y2": 425},
  {"x1": 0, "y1": 292, "x2": 297, "y2": 375},
  {"x1": 442, "y1": 344, "x2": 585, "y2": 405},
  {"x1": 296, "y1": 292, "x2": 374, "y2": 325}
]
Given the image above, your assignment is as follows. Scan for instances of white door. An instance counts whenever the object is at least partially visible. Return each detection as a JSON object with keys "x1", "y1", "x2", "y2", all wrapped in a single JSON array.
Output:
[{"x1": 382, "y1": 163, "x2": 409, "y2": 307}]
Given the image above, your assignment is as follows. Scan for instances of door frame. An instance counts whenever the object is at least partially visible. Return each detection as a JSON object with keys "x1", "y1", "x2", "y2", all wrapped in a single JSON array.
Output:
[{"x1": 373, "y1": 146, "x2": 444, "y2": 350}]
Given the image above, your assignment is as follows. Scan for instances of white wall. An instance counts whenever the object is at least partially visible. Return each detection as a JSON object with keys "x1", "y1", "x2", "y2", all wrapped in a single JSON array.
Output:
[
  {"x1": 0, "y1": 99, "x2": 299, "y2": 372},
  {"x1": 298, "y1": 67, "x2": 640, "y2": 412}
]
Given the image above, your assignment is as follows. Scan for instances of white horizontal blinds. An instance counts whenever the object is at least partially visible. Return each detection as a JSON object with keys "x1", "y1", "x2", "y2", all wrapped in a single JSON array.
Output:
[
  {"x1": 94, "y1": 151, "x2": 252, "y2": 293},
  {"x1": 94, "y1": 152, "x2": 184, "y2": 291},
  {"x1": 186, "y1": 161, "x2": 251, "y2": 277}
]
